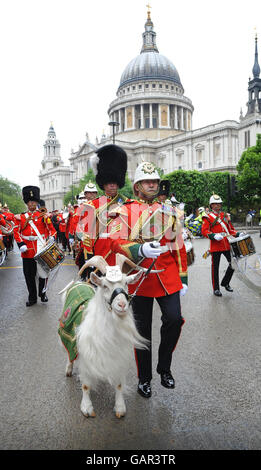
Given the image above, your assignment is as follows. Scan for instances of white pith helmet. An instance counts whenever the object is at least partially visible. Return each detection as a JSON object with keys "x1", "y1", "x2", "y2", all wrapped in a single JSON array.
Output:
[
  {"x1": 84, "y1": 181, "x2": 98, "y2": 193},
  {"x1": 209, "y1": 194, "x2": 223, "y2": 205},
  {"x1": 198, "y1": 206, "x2": 205, "y2": 213},
  {"x1": 134, "y1": 162, "x2": 160, "y2": 185}
]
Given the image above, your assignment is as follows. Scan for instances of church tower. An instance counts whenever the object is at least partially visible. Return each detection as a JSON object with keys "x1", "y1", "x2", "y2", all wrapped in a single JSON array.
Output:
[
  {"x1": 246, "y1": 34, "x2": 261, "y2": 115},
  {"x1": 39, "y1": 123, "x2": 72, "y2": 212},
  {"x1": 41, "y1": 123, "x2": 61, "y2": 170}
]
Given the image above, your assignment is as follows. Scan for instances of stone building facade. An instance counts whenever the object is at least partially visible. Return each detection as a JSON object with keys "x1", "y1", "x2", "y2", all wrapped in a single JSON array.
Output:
[{"x1": 40, "y1": 11, "x2": 261, "y2": 207}]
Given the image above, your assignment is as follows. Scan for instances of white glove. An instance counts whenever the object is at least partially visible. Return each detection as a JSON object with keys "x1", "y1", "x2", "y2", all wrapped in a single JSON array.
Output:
[
  {"x1": 214, "y1": 233, "x2": 223, "y2": 241},
  {"x1": 69, "y1": 238, "x2": 74, "y2": 245},
  {"x1": 180, "y1": 284, "x2": 188, "y2": 296},
  {"x1": 139, "y1": 241, "x2": 162, "y2": 259},
  {"x1": 20, "y1": 245, "x2": 28, "y2": 253},
  {"x1": 48, "y1": 236, "x2": 55, "y2": 242},
  {"x1": 239, "y1": 232, "x2": 245, "y2": 237}
]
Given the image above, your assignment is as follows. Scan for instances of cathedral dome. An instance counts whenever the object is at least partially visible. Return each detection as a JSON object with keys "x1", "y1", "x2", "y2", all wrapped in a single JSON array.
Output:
[
  {"x1": 118, "y1": 10, "x2": 182, "y2": 91},
  {"x1": 119, "y1": 51, "x2": 182, "y2": 88}
]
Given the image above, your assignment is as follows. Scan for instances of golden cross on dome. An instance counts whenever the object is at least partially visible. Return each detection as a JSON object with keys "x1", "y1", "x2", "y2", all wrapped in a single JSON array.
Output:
[{"x1": 146, "y1": 3, "x2": 151, "y2": 19}]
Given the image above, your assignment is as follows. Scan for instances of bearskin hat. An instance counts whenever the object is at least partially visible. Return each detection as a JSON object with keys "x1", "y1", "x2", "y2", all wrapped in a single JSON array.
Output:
[
  {"x1": 92, "y1": 145, "x2": 127, "y2": 190},
  {"x1": 158, "y1": 180, "x2": 170, "y2": 197},
  {"x1": 22, "y1": 186, "x2": 40, "y2": 203}
]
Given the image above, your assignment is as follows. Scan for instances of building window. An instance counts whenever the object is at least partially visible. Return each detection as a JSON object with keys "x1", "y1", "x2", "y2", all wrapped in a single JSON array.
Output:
[
  {"x1": 159, "y1": 84, "x2": 162, "y2": 88},
  {"x1": 198, "y1": 162, "x2": 202, "y2": 169},
  {"x1": 166, "y1": 85, "x2": 169, "y2": 89},
  {"x1": 139, "y1": 84, "x2": 142, "y2": 89},
  {"x1": 145, "y1": 84, "x2": 149, "y2": 88},
  {"x1": 132, "y1": 86, "x2": 135, "y2": 90},
  {"x1": 152, "y1": 84, "x2": 156, "y2": 88},
  {"x1": 145, "y1": 118, "x2": 150, "y2": 128},
  {"x1": 244, "y1": 130, "x2": 250, "y2": 148}
]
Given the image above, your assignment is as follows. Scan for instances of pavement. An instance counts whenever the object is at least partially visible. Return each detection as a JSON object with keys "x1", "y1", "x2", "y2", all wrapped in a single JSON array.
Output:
[{"x1": 0, "y1": 234, "x2": 260, "y2": 451}]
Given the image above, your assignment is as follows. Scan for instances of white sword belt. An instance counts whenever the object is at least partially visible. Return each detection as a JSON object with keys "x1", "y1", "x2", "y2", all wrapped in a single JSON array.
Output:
[{"x1": 22, "y1": 235, "x2": 45, "y2": 241}]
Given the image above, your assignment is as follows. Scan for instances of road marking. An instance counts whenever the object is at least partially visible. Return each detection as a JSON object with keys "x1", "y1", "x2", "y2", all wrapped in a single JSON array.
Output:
[{"x1": 0, "y1": 263, "x2": 75, "y2": 269}]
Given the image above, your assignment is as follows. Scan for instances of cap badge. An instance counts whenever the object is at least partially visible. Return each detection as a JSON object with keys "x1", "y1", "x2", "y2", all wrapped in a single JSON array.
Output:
[{"x1": 142, "y1": 162, "x2": 156, "y2": 174}]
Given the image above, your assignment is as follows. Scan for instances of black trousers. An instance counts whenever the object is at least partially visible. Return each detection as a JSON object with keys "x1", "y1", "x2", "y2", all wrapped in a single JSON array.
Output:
[
  {"x1": 211, "y1": 250, "x2": 234, "y2": 291},
  {"x1": 132, "y1": 292, "x2": 185, "y2": 382},
  {"x1": 22, "y1": 258, "x2": 46, "y2": 302}
]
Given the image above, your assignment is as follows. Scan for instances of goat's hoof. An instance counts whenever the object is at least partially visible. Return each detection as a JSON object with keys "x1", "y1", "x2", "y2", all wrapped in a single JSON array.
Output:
[
  {"x1": 66, "y1": 371, "x2": 72, "y2": 377},
  {"x1": 115, "y1": 411, "x2": 126, "y2": 418},
  {"x1": 81, "y1": 409, "x2": 96, "y2": 418}
]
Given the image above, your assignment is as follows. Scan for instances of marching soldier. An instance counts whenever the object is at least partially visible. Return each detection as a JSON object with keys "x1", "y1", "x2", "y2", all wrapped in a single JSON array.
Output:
[
  {"x1": 201, "y1": 194, "x2": 242, "y2": 296},
  {"x1": 106, "y1": 162, "x2": 188, "y2": 398},
  {"x1": 81, "y1": 144, "x2": 129, "y2": 266},
  {"x1": 13, "y1": 186, "x2": 56, "y2": 306},
  {"x1": 73, "y1": 182, "x2": 98, "y2": 278},
  {"x1": 83, "y1": 181, "x2": 98, "y2": 201},
  {"x1": 157, "y1": 179, "x2": 171, "y2": 204}
]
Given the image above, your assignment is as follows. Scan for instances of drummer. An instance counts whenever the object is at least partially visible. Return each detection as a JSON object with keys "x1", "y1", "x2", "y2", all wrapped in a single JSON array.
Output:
[
  {"x1": 201, "y1": 194, "x2": 243, "y2": 297},
  {"x1": 13, "y1": 186, "x2": 56, "y2": 306},
  {"x1": 157, "y1": 180, "x2": 171, "y2": 204}
]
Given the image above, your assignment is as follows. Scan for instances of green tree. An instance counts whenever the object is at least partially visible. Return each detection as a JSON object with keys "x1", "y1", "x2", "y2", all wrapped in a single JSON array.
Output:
[
  {"x1": 236, "y1": 134, "x2": 261, "y2": 203},
  {"x1": 164, "y1": 170, "x2": 234, "y2": 213},
  {"x1": 0, "y1": 175, "x2": 25, "y2": 213},
  {"x1": 64, "y1": 169, "x2": 134, "y2": 204}
]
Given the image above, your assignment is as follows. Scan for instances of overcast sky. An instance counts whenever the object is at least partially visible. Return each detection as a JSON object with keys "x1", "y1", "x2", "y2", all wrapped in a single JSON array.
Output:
[{"x1": 0, "y1": 0, "x2": 260, "y2": 189}]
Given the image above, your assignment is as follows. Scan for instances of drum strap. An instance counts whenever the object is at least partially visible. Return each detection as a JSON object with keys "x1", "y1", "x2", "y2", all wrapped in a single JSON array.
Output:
[
  {"x1": 209, "y1": 212, "x2": 230, "y2": 237},
  {"x1": 24, "y1": 214, "x2": 45, "y2": 246}
]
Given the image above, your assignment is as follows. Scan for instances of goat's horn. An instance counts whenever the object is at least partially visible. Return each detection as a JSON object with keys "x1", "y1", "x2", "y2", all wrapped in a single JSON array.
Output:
[
  {"x1": 78, "y1": 255, "x2": 108, "y2": 277},
  {"x1": 115, "y1": 253, "x2": 163, "y2": 274}
]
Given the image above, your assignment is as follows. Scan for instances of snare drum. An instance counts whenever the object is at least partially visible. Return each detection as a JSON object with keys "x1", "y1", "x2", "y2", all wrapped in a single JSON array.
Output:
[
  {"x1": 34, "y1": 240, "x2": 65, "y2": 274},
  {"x1": 229, "y1": 234, "x2": 256, "y2": 259},
  {"x1": 185, "y1": 240, "x2": 195, "y2": 266}
]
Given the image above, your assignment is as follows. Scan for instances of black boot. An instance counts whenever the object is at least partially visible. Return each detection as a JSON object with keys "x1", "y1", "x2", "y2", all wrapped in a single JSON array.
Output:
[
  {"x1": 40, "y1": 293, "x2": 48, "y2": 302},
  {"x1": 137, "y1": 381, "x2": 151, "y2": 398},
  {"x1": 161, "y1": 372, "x2": 175, "y2": 389},
  {"x1": 214, "y1": 290, "x2": 222, "y2": 296}
]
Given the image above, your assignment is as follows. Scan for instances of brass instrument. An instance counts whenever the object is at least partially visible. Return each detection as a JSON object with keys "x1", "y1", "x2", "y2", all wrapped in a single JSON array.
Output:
[{"x1": 0, "y1": 220, "x2": 14, "y2": 235}]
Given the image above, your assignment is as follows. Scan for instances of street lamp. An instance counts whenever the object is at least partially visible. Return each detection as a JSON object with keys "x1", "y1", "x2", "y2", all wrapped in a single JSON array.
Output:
[
  {"x1": 70, "y1": 170, "x2": 76, "y2": 204},
  {"x1": 108, "y1": 121, "x2": 120, "y2": 144}
]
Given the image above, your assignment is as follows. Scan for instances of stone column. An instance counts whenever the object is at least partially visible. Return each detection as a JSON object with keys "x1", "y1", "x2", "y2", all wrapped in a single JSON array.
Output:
[
  {"x1": 181, "y1": 107, "x2": 184, "y2": 130},
  {"x1": 149, "y1": 103, "x2": 153, "y2": 128},
  {"x1": 167, "y1": 105, "x2": 170, "y2": 128},
  {"x1": 140, "y1": 104, "x2": 144, "y2": 129},
  {"x1": 184, "y1": 109, "x2": 188, "y2": 130},
  {"x1": 124, "y1": 108, "x2": 127, "y2": 129},
  {"x1": 174, "y1": 105, "x2": 178, "y2": 129},
  {"x1": 118, "y1": 109, "x2": 122, "y2": 132},
  {"x1": 132, "y1": 106, "x2": 135, "y2": 130}
]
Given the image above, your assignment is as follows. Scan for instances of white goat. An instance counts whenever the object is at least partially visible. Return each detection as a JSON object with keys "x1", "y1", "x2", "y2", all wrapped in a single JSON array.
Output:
[{"x1": 59, "y1": 255, "x2": 152, "y2": 418}]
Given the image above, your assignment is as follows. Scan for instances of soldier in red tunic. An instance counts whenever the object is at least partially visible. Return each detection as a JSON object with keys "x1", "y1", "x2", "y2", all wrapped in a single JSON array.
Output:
[
  {"x1": 201, "y1": 194, "x2": 242, "y2": 296},
  {"x1": 101, "y1": 162, "x2": 188, "y2": 398},
  {"x1": 80, "y1": 145, "x2": 129, "y2": 272},
  {"x1": 13, "y1": 186, "x2": 56, "y2": 306}
]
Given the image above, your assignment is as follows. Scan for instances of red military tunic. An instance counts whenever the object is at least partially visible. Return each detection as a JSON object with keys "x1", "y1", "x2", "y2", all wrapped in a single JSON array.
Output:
[
  {"x1": 201, "y1": 211, "x2": 238, "y2": 252},
  {"x1": 81, "y1": 193, "x2": 129, "y2": 264},
  {"x1": 105, "y1": 199, "x2": 188, "y2": 297},
  {"x1": 13, "y1": 210, "x2": 56, "y2": 258}
]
